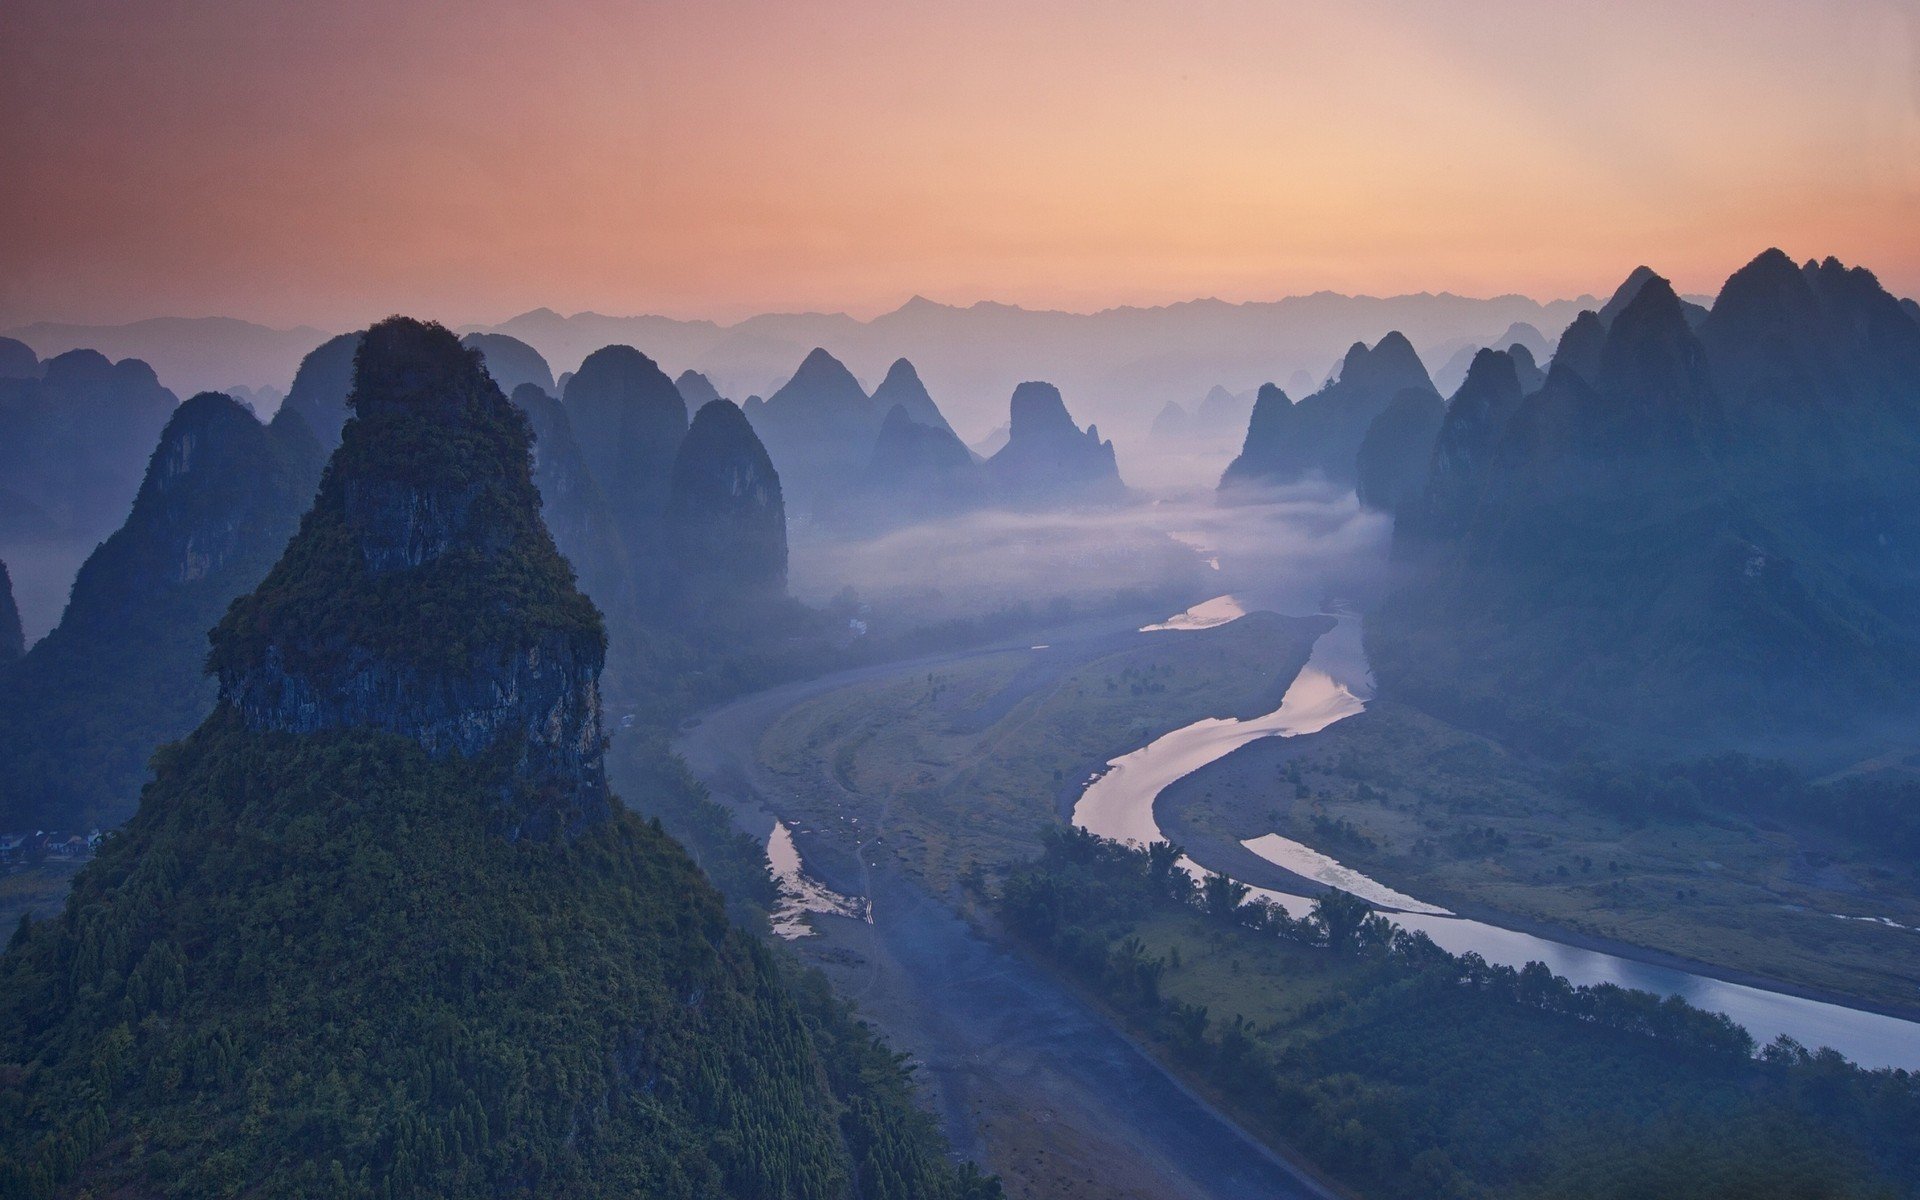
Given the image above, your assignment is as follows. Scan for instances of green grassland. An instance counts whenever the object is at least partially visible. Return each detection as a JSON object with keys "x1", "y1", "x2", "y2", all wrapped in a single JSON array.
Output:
[
  {"x1": 996, "y1": 830, "x2": 1919, "y2": 1200},
  {"x1": 758, "y1": 610, "x2": 1920, "y2": 1012},
  {"x1": 1158, "y1": 699, "x2": 1920, "y2": 1013},
  {"x1": 754, "y1": 613, "x2": 1327, "y2": 895}
]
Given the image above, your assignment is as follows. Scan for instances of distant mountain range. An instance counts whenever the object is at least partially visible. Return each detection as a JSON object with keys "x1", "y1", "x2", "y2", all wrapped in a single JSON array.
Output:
[
  {"x1": 10, "y1": 290, "x2": 1636, "y2": 439},
  {"x1": 3, "y1": 316, "x2": 331, "y2": 401}
]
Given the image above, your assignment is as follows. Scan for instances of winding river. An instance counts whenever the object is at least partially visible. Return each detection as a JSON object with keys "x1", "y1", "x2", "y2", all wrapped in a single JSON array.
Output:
[{"x1": 1074, "y1": 600, "x2": 1920, "y2": 1071}]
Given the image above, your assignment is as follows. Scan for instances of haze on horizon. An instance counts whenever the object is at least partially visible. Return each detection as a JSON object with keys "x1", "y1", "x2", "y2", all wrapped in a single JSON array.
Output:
[{"x1": 3, "y1": 0, "x2": 1917, "y2": 331}]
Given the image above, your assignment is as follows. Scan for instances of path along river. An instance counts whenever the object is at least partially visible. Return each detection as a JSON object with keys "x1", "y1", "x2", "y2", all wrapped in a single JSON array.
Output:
[{"x1": 1072, "y1": 600, "x2": 1920, "y2": 1071}]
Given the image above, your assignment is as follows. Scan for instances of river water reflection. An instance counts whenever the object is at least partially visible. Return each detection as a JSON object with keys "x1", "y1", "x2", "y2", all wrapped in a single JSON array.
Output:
[{"x1": 1072, "y1": 605, "x2": 1920, "y2": 1070}]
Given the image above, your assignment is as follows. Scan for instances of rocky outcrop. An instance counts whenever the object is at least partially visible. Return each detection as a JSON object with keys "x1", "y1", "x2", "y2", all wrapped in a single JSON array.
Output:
[
  {"x1": 0, "y1": 391, "x2": 323, "y2": 829},
  {"x1": 1220, "y1": 331, "x2": 1436, "y2": 491},
  {"x1": 562, "y1": 344, "x2": 687, "y2": 599},
  {"x1": 985, "y1": 381, "x2": 1125, "y2": 506},
  {"x1": 463, "y1": 332, "x2": 556, "y2": 395},
  {"x1": 211, "y1": 318, "x2": 610, "y2": 838}
]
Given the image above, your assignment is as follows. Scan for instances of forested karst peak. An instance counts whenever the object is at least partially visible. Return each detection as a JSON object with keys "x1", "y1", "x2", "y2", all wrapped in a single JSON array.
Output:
[{"x1": 210, "y1": 316, "x2": 609, "y2": 837}]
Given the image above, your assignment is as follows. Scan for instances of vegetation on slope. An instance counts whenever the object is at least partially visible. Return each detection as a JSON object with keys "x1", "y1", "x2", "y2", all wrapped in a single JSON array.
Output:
[
  {"x1": 0, "y1": 719, "x2": 994, "y2": 1199},
  {"x1": 996, "y1": 827, "x2": 1920, "y2": 1200}
]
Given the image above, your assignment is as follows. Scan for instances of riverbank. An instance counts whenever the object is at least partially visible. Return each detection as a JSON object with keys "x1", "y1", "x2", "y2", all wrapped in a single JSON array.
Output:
[
  {"x1": 1157, "y1": 789, "x2": 1920, "y2": 1028},
  {"x1": 1154, "y1": 696, "x2": 1920, "y2": 1022},
  {"x1": 670, "y1": 613, "x2": 1345, "y2": 1200}
]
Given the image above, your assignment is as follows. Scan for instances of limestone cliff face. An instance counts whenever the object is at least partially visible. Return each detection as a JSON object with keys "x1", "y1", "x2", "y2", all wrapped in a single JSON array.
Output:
[
  {"x1": 210, "y1": 318, "x2": 610, "y2": 838},
  {"x1": 62, "y1": 392, "x2": 320, "y2": 631},
  {"x1": 0, "y1": 391, "x2": 324, "y2": 831},
  {"x1": 665, "y1": 399, "x2": 788, "y2": 608},
  {"x1": 225, "y1": 633, "x2": 605, "y2": 819},
  {"x1": 0, "y1": 560, "x2": 21, "y2": 662}
]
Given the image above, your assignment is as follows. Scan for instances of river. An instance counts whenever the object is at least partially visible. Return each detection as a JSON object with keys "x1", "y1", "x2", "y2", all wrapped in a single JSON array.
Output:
[{"x1": 1073, "y1": 599, "x2": 1920, "y2": 1071}]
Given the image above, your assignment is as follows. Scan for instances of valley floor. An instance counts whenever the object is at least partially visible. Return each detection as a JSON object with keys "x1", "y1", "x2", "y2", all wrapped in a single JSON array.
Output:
[
  {"x1": 671, "y1": 609, "x2": 1339, "y2": 1200},
  {"x1": 1156, "y1": 701, "x2": 1920, "y2": 1016},
  {"x1": 669, "y1": 602, "x2": 1920, "y2": 1195}
]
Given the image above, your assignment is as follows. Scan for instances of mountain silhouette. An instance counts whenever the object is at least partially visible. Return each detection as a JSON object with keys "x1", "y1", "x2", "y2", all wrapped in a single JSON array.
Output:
[
  {"x1": 0, "y1": 392, "x2": 322, "y2": 830},
  {"x1": 869, "y1": 357, "x2": 956, "y2": 437},
  {"x1": 985, "y1": 382, "x2": 1125, "y2": 506},
  {"x1": 1221, "y1": 331, "x2": 1436, "y2": 491},
  {"x1": 744, "y1": 347, "x2": 882, "y2": 516},
  {"x1": 1376, "y1": 254, "x2": 1920, "y2": 749},
  {"x1": 276, "y1": 330, "x2": 361, "y2": 448},
  {"x1": 0, "y1": 347, "x2": 180, "y2": 637},
  {"x1": 562, "y1": 344, "x2": 688, "y2": 600},
  {"x1": 461, "y1": 331, "x2": 555, "y2": 395},
  {"x1": 0, "y1": 338, "x2": 37, "y2": 381},
  {"x1": 0, "y1": 317, "x2": 988, "y2": 1199},
  {"x1": 665, "y1": 399, "x2": 789, "y2": 613},
  {"x1": 674, "y1": 368, "x2": 722, "y2": 408},
  {"x1": 509, "y1": 383, "x2": 634, "y2": 625}
]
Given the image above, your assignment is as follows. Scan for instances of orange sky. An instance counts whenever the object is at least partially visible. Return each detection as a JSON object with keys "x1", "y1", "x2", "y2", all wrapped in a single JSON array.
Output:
[{"x1": 2, "y1": 0, "x2": 1916, "y2": 329}]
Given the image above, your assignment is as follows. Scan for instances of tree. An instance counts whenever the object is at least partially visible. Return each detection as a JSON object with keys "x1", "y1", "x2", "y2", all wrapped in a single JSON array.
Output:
[
  {"x1": 1146, "y1": 840, "x2": 1193, "y2": 903},
  {"x1": 1310, "y1": 888, "x2": 1374, "y2": 953},
  {"x1": 1200, "y1": 872, "x2": 1251, "y2": 924}
]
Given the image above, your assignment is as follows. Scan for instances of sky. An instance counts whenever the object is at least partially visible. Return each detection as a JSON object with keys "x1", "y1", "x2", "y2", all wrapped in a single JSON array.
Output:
[{"x1": 2, "y1": 0, "x2": 1916, "y2": 330}]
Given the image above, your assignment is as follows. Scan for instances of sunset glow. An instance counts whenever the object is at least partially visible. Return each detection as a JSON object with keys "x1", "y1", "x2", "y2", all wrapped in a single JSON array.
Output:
[{"x1": 4, "y1": 0, "x2": 1916, "y2": 328}]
